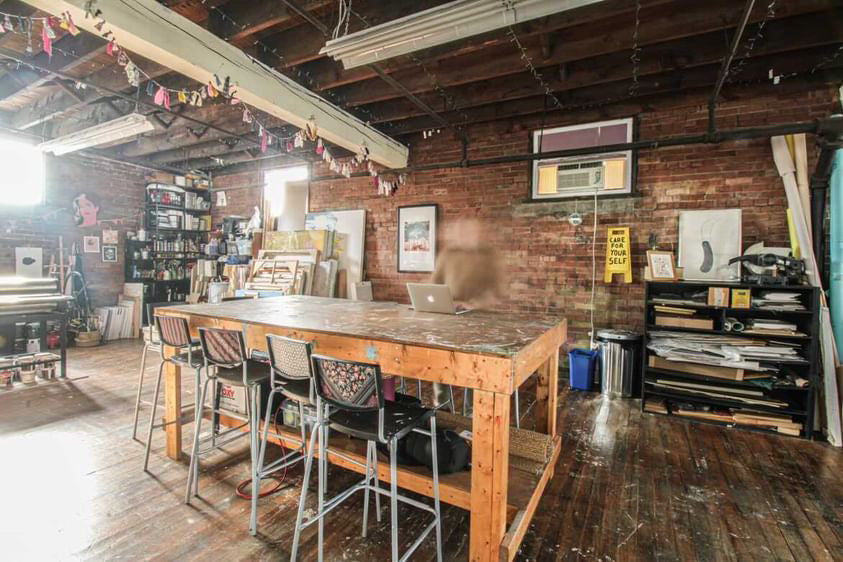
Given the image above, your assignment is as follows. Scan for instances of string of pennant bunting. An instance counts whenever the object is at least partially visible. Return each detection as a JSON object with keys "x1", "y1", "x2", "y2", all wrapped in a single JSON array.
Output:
[{"x1": 0, "y1": 5, "x2": 406, "y2": 195}]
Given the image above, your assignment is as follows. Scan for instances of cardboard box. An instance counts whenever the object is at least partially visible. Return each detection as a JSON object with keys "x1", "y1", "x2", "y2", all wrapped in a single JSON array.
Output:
[
  {"x1": 731, "y1": 288, "x2": 751, "y2": 309},
  {"x1": 207, "y1": 381, "x2": 248, "y2": 416},
  {"x1": 707, "y1": 287, "x2": 730, "y2": 307}
]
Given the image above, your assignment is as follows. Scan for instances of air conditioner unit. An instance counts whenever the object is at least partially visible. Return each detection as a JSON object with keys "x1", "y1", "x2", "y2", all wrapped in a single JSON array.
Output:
[{"x1": 555, "y1": 161, "x2": 604, "y2": 192}]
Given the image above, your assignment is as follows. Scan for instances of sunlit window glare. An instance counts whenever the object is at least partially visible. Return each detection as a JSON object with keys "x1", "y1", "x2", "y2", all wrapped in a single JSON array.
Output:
[
  {"x1": 0, "y1": 138, "x2": 45, "y2": 206},
  {"x1": 265, "y1": 166, "x2": 308, "y2": 217}
]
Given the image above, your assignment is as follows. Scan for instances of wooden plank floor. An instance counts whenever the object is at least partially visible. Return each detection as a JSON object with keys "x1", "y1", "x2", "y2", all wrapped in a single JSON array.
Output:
[{"x1": 0, "y1": 340, "x2": 841, "y2": 561}]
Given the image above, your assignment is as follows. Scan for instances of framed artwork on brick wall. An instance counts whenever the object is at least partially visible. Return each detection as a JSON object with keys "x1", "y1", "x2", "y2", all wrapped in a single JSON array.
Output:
[{"x1": 397, "y1": 204, "x2": 437, "y2": 272}]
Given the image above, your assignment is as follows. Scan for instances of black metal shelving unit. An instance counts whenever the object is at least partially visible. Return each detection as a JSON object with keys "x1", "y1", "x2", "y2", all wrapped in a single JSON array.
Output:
[
  {"x1": 642, "y1": 280, "x2": 820, "y2": 439},
  {"x1": 125, "y1": 183, "x2": 211, "y2": 307}
]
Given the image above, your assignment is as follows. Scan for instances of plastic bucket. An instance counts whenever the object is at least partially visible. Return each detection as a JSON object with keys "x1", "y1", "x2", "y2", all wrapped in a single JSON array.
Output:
[{"x1": 569, "y1": 349, "x2": 599, "y2": 391}]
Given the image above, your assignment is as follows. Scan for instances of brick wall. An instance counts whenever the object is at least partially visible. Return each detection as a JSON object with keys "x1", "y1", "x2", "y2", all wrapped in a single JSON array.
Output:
[
  {"x1": 214, "y1": 84, "x2": 839, "y2": 349},
  {"x1": 0, "y1": 154, "x2": 147, "y2": 307}
]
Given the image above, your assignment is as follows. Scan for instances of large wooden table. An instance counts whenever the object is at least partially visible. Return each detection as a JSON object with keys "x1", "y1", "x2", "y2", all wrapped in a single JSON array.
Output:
[{"x1": 159, "y1": 296, "x2": 566, "y2": 561}]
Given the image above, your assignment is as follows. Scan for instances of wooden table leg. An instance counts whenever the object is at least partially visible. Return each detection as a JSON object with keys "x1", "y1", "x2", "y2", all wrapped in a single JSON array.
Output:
[
  {"x1": 164, "y1": 359, "x2": 182, "y2": 461},
  {"x1": 534, "y1": 348, "x2": 560, "y2": 436},
  {"x1": 469, "y1": 390, "x2": 511, "y2": 562}
]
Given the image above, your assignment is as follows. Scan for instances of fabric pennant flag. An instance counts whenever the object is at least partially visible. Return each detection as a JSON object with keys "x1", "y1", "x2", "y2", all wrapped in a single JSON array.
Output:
[
  {"x1": 153, "y1": 85, "x2": 166, "y2": 106},
  {"x1": 177, "y1": 90, "x2": 187, "y2": 104},
  {"x1": 94, "y1": 18, "x2": 106, "y2": 32},
  {"x1": 260, "y1": 129, "x2": 268, "y2": 153},
  {"x1": 44, "y1": 19, "x2": 56, "y2": 39},
  {"x1": 162, "y1": 89, "x2": 171, "y2": 110},
  {"x1": 41, "y1": 24, "x2": 52, "y2": 57},
  {"x1": 316, "y1": 138, "x2": 324, "y2": 155},
  {"x1": 146, "y1": 81, "x2": 156, "y2": 96},
  {"x1": 286, "y1": 140, "x2": 293, "y2": 152}
]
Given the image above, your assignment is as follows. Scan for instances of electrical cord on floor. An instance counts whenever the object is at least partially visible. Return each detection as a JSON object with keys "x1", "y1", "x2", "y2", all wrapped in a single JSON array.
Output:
[{"x1": 234, "y1": 403, "x2": 293, "y2": 500}]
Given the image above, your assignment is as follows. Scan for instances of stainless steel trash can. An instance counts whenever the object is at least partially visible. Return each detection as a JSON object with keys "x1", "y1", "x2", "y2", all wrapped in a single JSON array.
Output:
[{"x1": 596, "y1": 329, "x2": 642, "y2": 399}]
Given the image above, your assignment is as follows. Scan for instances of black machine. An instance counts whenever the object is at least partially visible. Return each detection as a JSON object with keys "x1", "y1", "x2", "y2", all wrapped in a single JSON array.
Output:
[{"x1": 728, "y1": 253, "x2": 806, "y2": 286}]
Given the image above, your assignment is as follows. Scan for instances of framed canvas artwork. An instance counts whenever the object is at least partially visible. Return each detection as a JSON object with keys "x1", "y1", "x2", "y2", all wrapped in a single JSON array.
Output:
[
  {"x1": 102, "y1": 245, "x2": 117, "y2": 263},
  {"x1": 397, "y1": 204, "x2": 437, "y2": 272},
  {"x1": 83, "y1": 236, "x2": 100, "y2": 254},
  {"x1": 678, "y1": 209, "x2": 741, "y2": 281}
]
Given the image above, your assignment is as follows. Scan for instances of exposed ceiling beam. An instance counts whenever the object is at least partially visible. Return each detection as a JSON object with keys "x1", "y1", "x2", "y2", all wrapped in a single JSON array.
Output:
[
  {"x1": 280, "y1": 0, "x2": 451, "y2": 130},
  {"x1": 0, "y1": 32, "x2": 105, "y2": 102},
  {"x1": 0, "y1": 46, "x2": 301, "y2": 163},
  {"x1": 359, "y1": 13, "x2": 842, "y2": 124},
  {"x1": 20, "y1": 0, "x2": 408, "y2": 168},
  {"x1": 322, "y1": 0, "x2": 834, "y2": 108},
  {"x1": 382, "y1": 50, "x2": 843, "y2": 135}
]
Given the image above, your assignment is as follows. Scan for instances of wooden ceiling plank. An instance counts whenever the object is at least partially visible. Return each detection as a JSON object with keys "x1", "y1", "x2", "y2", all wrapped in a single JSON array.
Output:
[
  {"x1": 362, "y1": 11, "x2": 843, "y2": 124},
  {"x1": 20, "y1": 0, "x2": 407, "y2": 168},
  {"x1": 320, "y1": 0, "x2": 834, "y2": 107},
  {"x1": 0, "y1": 32, "x2": 105, "y2": 101},
  {"x1": 383, "y1": 46, "x2": 843, "y2": 135}
]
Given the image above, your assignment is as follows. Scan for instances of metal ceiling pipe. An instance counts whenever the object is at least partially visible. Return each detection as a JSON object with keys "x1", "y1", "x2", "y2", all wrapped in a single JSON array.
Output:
[
  {"x1": 708, "y1": 0, "x2": 756, "y2": 134},
  {"x1": 306, "y1": 116, "x2": 843, "y2": 180}
]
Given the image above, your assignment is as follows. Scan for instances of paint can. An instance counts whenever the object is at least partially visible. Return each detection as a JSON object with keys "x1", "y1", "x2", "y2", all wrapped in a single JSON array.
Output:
[
  {"x1": 18, "y1": 356, "x2": 35, "y2": 384},
  {"x1": 0, "y1": 358, "x2": 16, "y2": 388}
]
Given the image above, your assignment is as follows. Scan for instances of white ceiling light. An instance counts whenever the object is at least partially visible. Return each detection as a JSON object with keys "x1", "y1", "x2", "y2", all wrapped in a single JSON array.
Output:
[
  {"x1": 321, "y1": 0, "x2": 604, "y2": 69},
  {"x1": 38, "y1": 113, "x2": 155, "y2": 156}
]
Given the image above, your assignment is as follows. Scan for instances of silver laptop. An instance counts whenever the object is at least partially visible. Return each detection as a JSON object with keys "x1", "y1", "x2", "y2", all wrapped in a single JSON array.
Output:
[{"x1": 406, "y1": 283, "x2": 470, "y2": 314}]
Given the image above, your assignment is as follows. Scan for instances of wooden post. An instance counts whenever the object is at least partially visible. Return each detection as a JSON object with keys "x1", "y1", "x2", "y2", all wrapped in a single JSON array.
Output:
[
  {"x1": 534, "y1": 348, "x2": 560, "y2": 436},
  {"x1": 164, "y1": 355, "x2": 182, "y2": 461},
  {"x1": 469, "y1": 390, "x2": 511, "y2": 561}
]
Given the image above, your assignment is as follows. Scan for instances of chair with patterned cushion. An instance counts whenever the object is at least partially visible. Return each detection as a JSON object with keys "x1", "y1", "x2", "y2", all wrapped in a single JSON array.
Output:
[
  {"x1": 291, "y1": 354, "x2": 442, "y2": 562},
  {"x1": 141, "y1": 313, "x2": 203, "y2": 471},
  {"x1": 186, "y1": 327, "x2": 272, "y2": 536}
]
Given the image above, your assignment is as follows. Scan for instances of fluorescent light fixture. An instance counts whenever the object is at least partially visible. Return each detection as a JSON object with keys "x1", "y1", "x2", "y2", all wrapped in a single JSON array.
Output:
[
  {"x1": 38, "y1": 113, "x2": 155, "y2": 156},
  {"x1": 321, "y1": 0, "x2": 604, "y2": 69}
]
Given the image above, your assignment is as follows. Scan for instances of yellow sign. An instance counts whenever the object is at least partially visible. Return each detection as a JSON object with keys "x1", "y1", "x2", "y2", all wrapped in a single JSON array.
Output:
[{"x1": 604, "y1": 227, "x2": 632, "y2": 283}]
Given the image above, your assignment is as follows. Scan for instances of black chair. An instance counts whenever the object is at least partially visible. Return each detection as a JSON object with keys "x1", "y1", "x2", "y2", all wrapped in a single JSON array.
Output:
[
  {"x1": 186, "y1": 326, "x2": 272, "y2": 538},
  {"x1": 291, "y1": 354, "x2": 442, "y2": 562}
]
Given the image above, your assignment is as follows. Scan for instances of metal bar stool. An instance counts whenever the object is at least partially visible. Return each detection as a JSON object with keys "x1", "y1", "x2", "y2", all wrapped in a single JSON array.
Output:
[
  {"x1": 131, "y1": 305, "x2": 162, "y2": 442},
  {"x1": 292, "y1": 355, "x2": 442, "y2": 562},
  {"x1": 186, "y1": 327, "x2": 272, "y2": 532},
  {"x1": 142, "y1": 314, "x2": 203, "y2": 471},
  {"x1": 249, "y1": 335, "x2": 315, "y2": 536},
  {"x1": 132, "y1": 304, "x2": 201, "y2": 442}
]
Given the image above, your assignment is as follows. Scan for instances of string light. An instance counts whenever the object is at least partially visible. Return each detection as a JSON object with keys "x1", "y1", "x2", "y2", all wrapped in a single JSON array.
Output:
[
  {"x1": 628, "y1": 0, "x2": 642, "y2": 97},
  {"x1": 500, "y1": 0, "x2": 564, "y2": 111},
  {"x1": 727, "y1": 0, "x2": 777, "y2": 82}
]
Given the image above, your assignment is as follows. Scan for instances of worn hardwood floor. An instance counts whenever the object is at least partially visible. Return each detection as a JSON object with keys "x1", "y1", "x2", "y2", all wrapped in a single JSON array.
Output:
[{"x1": 0, "y1": 340, "x2": 841, "y2": 561}]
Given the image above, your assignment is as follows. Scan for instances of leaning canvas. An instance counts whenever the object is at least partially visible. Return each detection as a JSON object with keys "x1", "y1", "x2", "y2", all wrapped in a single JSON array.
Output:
[{"x1": 678, "y1": 209, "x2": 741, "y2": 281}]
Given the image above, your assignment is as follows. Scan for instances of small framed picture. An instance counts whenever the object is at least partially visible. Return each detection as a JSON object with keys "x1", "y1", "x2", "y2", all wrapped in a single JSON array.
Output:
[
  {"x1": 83, "y1": 236, "x2": 100, "y2": 254},
  {"x1": 102, "y1": 229, "x2": 119, "y2": 244},
  {"x1": 397, "y1": 204, "x2": 438, "y2": 272},
  {"x1": 647, "y1": 251, "x2": 677, "y2": 281},
  {"x1": 102, "y1": 245, "x2": 117, "y2": 263}
]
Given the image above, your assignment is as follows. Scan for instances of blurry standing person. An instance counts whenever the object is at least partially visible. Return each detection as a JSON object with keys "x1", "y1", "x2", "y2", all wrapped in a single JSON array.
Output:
[{"x1": 430, "y1": 218, "x2": 503, "y2": 411}]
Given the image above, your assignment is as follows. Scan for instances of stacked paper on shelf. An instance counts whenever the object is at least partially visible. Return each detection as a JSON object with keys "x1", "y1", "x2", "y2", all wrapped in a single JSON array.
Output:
[
  {"x1": 647, "y1": 330, "x2": 803, "y2": 373},
  {"x1": 742, "y1": 318, "x2": 806, "y2": 337},
  {"x1": 752, "y1": 291, "x2": 806, "y2": 311}
]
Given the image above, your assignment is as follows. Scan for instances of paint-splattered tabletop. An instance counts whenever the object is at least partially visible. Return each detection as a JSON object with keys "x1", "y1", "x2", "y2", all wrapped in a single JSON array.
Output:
[{"x1": 163, "y1": 296, "x2": 564, "y2": 357}]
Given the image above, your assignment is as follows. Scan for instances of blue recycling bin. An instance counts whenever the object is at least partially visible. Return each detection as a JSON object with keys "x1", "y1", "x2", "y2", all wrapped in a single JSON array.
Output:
[{"x1": 569, "y1": 348, "x2": 599, "y2": 391}]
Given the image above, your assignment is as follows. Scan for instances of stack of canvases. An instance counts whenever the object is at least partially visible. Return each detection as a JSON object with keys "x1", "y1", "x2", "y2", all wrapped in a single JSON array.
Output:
[{"x1": 246, "y1": 230, "x2": 339, "y2": 298}]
